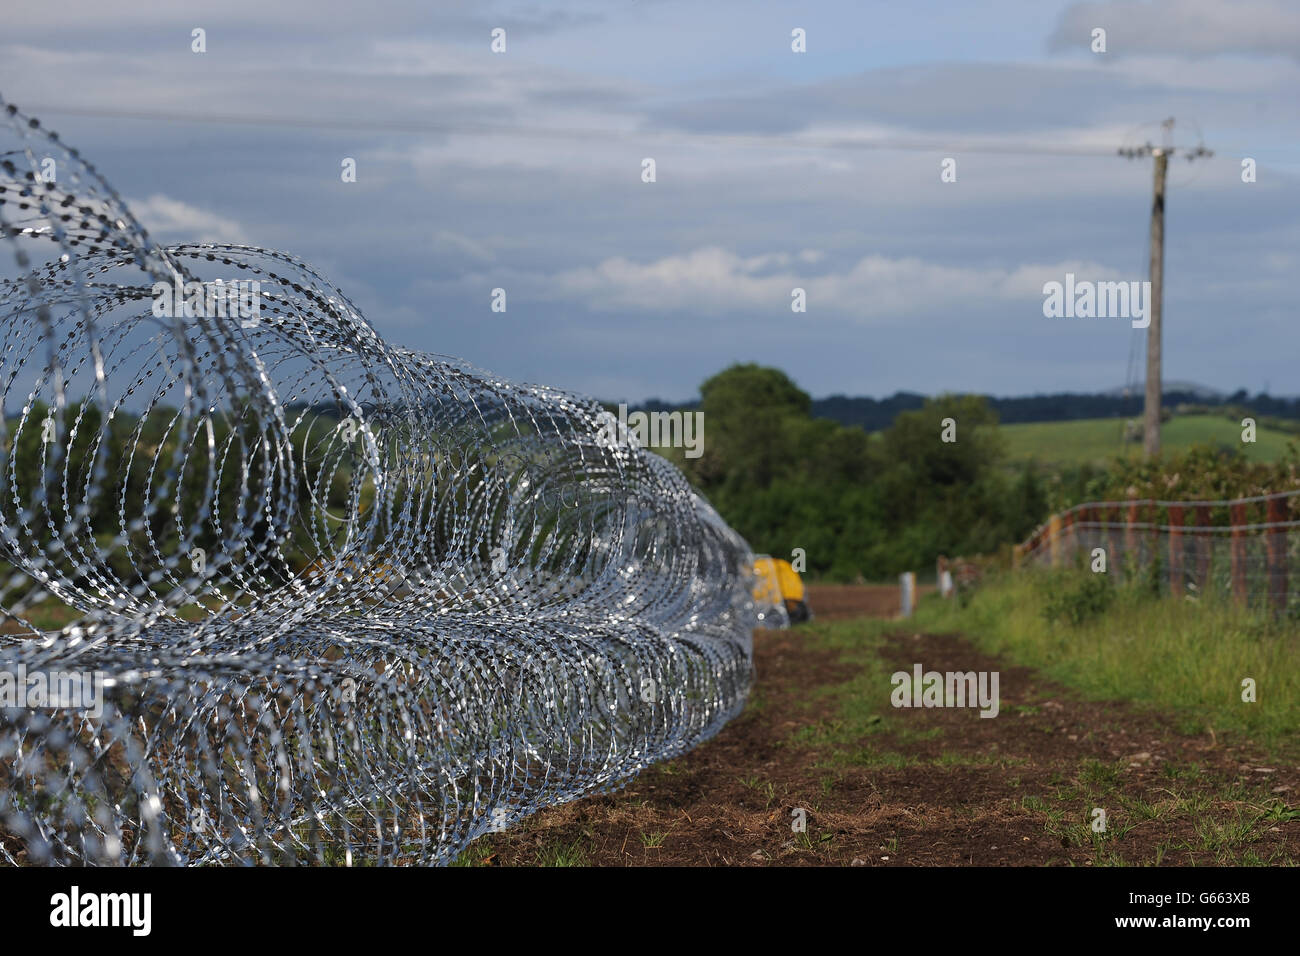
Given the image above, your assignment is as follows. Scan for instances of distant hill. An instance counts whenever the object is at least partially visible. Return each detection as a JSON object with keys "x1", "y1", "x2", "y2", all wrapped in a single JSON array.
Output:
[
  {"x1": 808, "y1": 387, "x2": 1298, "y2": 432},
  {"x1": 629, "y1": 386, "x2": 1300, "y2": 433},
  {"x1": 1000, "y1": 415, "x2": 1298, "y2": 466},
  {"x1": 1099, "y1": 381, "x2": 1226, "y2": 401}
]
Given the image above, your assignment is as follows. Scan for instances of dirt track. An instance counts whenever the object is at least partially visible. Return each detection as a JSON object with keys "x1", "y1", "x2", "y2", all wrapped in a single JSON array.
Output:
[
  {"x1": 802, "y1": 582, "x2": 912, "y2": 619},
  {"x1": 462, "y1": 584, "x2": 1299, "y2": 866}
]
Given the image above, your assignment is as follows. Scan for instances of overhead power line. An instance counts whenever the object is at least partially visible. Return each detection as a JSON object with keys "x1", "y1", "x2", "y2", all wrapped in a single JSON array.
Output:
[{"x1": 26, "y1": 103, "x2": 1122, "y2": 157}]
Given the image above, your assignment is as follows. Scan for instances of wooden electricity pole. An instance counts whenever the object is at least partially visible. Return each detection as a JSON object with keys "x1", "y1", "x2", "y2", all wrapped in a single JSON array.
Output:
[
  {"x1": 1145, "y1": 144, "x2": 1167, "y2": 459},
  {"x1": 1119, "y1": 118, "x2": 1211, "y2": 459}
]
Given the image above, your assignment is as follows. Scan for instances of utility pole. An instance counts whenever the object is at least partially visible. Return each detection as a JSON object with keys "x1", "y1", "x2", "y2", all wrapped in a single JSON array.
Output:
[
  {"x1": 1145, "y1": 137, "x2": 1167, "y2": 460},
  {"x1": 1119, "y1": 118, "x2": 1211, "y2": 459}
]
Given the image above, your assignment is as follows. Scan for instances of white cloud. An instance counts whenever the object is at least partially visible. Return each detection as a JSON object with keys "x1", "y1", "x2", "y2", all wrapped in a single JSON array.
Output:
[
  {"x1": 430, "y1": 230, "x2": 496, "y2": 265},
  {"x1": 538, "y1": 246, "x2": 1131, "y2": 321},
  {"x1": 127, "y1": 194, "x2": 248, "y2": 244}
]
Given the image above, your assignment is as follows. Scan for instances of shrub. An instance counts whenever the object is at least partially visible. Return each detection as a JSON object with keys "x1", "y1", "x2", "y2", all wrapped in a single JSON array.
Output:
[{"x1": 1042, "y1": 573, "x2": 1113, "y2": 626}]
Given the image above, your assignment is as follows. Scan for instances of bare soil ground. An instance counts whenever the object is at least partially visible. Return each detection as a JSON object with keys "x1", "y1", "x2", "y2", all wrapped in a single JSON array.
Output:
[{"x1": 460, "y1": 584, "x2": 1299, "y2": 866}]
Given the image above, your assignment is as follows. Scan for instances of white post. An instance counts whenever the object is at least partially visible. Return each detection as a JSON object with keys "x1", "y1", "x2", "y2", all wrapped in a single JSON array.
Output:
[
  {"x1": 939, "y1": 569, "x2": 954, "y2": 598},
  {"x1": 899, "y1": 571, "x2": 916, "y2": 618}
]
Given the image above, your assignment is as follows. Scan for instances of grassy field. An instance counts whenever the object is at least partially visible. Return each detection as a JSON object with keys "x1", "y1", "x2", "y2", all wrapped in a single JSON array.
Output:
[{"x1": 997, "y1": 414, "x2": 1297, "y2": 466}]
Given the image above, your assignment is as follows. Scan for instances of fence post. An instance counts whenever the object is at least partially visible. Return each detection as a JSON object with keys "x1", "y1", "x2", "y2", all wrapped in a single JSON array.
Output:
[
  {"x1": 1109, "y1": 503, "x2": 1122, "y2": 576},
  {"x1": 936, "y1": 556, "x2": 954, "y2": 598},
  {"x1": 1049, "y1": 514, "x2": 1062, "y2": 568},
  {"x1": 1088, "y1": 504, "x2": 1101, "y2": 562},
  {"x1": 1195, "y1": 504, "x2": 1211, "y2": 594},
  {"x1": 1230, "y1": 502, "x2": 1248, "y2": 605},
  {"x1": 899, "y1": 571, "x2": 916, "y2": 618},
  {"x1": 1168, "y1": 504, "x2": 1184, "y2": 596},
  {"x1": 1125, "y1": 497, "x2": 1139, "y2": 576},
  {"x1": 1266, "y1": 495, "x2": 1288, "y2": 614}
]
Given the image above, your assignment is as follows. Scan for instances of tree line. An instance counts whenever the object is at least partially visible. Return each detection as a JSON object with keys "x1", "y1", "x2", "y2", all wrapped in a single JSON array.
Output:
[{"x1": 648, "y1": 364, "x2": 1049, "y2": 581}]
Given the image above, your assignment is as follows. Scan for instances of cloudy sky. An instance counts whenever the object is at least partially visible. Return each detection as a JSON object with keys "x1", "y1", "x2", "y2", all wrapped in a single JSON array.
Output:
[{"x1": 3, "y1": 0, "x2": 1297, "y2": 402}]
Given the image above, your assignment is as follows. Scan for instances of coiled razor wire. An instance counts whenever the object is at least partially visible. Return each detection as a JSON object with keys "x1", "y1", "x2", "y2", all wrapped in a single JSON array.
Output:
[{"x1": 0, "y1": 99, "x2": 768, "y2": 865}]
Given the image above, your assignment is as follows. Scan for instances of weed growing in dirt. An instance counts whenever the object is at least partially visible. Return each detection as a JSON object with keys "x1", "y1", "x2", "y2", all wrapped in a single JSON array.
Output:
[
  {"x1": 535, "y1": 838, "x2": 589, "y2": 867},
  {"x1": 1078, "y1": 758, "x2": 1125, "y2": 791},
  {"x1": 450, "y1": 841, "x2": 496, "y2": 866}
]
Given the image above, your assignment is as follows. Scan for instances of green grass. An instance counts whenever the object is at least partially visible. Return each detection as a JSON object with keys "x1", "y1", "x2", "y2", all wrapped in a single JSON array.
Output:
[
  {"x1": 784, "y1": 617, "x2": 897, "y2": 762},
  {"x1": 996, "y1": 414, "x2": 1295, "y2": 466},
  {"x1": 449, "y1": 840, "x2": 496, "y2": 867},
  {"x1": 910, "y1": 568, "x2": 1300, "y2": 758},
  {"x1": 534, "y1": 838, "x2": 589, "y2": 867}
]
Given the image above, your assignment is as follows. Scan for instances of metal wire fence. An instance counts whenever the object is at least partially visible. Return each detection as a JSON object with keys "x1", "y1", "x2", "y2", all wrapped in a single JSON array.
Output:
[
  {"x1": 0, "y1": 99, "x2": 766, "y2": 865},
  {"x1": 1015, "y1": 491, "x2": 1300, "y2": 616}
]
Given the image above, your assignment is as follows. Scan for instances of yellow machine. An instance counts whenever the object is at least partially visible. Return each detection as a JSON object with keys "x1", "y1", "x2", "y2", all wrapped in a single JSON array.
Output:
[{"x1": 752, "y1": 555, "x2": 811, "y2": 623}]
